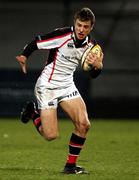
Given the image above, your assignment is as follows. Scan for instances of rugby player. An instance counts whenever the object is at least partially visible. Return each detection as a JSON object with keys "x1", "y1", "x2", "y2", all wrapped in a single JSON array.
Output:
[{"x1": 16, "y1": 7, "x2": 103, "y2": 174}]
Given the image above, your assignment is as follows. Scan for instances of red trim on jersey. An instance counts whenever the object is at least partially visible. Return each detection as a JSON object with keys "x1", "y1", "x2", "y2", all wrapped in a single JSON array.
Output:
[
  {"x1": 37, "y1": 32, "x2": 72, "y2": 44},
  {"x1": 48, "y1": 50, "x2": 58, "y2": 82}
]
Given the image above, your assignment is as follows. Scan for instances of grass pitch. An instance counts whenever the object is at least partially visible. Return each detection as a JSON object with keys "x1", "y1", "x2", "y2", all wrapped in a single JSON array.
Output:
[{"x1": 0, "y1": 118, "x2": 139, "y2": 180}]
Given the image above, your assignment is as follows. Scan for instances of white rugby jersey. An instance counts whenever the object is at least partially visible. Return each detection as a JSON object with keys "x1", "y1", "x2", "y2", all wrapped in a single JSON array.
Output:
[
  {"x1": 22, "y1": 26, "x2": 95, "y2": 88},
  {"x1": 35, "y1": 27, "x2": 94, "y2": 88}
]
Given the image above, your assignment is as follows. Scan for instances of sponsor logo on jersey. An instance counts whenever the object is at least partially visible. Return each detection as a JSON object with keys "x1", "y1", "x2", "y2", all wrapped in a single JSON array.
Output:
[
  {"x1": 48, "y1": 101, "x2": 55, "y2": 106},
  {"x1": 67, "y1": 90, "x2": 78, "y2": 98},
  {"x1": 67, "y1": 43, "x2": 74, "y2": 48}
]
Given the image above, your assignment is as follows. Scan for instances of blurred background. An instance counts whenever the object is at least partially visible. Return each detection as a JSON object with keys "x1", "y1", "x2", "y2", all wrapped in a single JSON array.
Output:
[{"x1": 0, "y1": 0, "x2": 139, "y2": 119}]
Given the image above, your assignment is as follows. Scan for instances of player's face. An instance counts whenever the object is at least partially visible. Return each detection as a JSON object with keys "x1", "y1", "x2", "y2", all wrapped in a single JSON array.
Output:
[{"x1": 74, "y1": 19, "x2": 93, "y2": 40}]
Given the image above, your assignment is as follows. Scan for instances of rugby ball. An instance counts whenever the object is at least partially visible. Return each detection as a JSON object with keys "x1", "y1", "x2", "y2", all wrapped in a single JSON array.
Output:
[{"x1": 81, "y1": 44, "x2": 102, "y2": 71}]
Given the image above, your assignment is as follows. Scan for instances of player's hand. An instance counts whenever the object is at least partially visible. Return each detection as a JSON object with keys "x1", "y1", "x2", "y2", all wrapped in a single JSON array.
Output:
[
  {"x1": 86, "y1": 51, "x2": 104, "y2": 70},
  {"x1": 16, "y1": 55, "x2": 27, "y2": 74}
]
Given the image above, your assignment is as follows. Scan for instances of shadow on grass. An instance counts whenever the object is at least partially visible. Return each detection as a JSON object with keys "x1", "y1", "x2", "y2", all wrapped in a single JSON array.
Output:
[
  {"x1": 0, "y1": 166, "x2": 92, "y2": 176},
  {"x1": 0, "y1": 166, "x2": 47, "y2": 174}
]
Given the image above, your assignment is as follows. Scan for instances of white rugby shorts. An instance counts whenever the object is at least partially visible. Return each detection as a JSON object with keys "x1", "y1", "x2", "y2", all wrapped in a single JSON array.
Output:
[{"x1": 34, "y1": 83, "x2": 81, "y2": 110}]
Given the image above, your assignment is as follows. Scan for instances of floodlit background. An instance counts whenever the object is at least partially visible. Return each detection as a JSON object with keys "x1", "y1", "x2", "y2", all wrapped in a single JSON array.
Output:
[{"x1": 0, "y1": 0, "x2": 139, "y2": 118}]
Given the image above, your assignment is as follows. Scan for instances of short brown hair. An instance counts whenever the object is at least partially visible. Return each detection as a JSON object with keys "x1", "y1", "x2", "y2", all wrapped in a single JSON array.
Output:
[{"x1": 74, "y1": 7, "x2": 95, "y2": 25}]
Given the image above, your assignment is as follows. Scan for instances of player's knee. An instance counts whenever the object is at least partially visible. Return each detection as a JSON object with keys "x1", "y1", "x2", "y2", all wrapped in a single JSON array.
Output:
[
  {"x1": 43, "y1": 132, "x2": 59, "y2": 141},
  {"x1": 84, "y1": 121, "x2": 91, "y2": 131},
  {"x1": 79, "y1": 120, "x2": 91, "y2": 132}
]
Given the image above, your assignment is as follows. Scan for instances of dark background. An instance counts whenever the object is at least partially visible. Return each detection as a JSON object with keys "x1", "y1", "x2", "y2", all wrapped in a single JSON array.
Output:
[{"x1": 0, "y1": 0, "x2": 139, "y2": 119}]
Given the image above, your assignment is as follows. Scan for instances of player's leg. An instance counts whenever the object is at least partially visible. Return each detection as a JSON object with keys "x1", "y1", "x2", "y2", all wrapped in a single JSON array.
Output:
[
  {"x1": 60, "y1": 97, "x2": 90, "y2": 174},
  {"x1": 21, "y1": 101, "x2": 59, "y2": 140},
  {"x1": 20, "y1": 101, "x2": 43, "y2": 134},
  {"x1": 60, "y1": 97, "x2": 90, "y2": 137},
  {"x1": 40, "y1": 108, "x2": 59, "y2": 141}
]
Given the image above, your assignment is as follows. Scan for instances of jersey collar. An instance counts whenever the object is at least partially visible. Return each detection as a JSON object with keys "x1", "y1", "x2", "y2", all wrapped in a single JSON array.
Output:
[{"x1": 71, "y1": 26, "x2": 90, "y2": 48}]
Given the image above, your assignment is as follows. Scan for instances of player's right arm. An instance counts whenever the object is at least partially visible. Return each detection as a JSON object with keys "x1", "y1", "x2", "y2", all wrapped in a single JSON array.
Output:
[
  {"x1": 16, "y1": 40, "x2": 38, "y2": 74},
  {"x1": 16, "y1": 27, "x2": 72, "y2": 74}
]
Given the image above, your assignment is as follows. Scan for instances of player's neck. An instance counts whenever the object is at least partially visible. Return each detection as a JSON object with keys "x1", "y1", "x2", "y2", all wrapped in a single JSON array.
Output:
[{"x1": 73, "y1": 33, "x2": 88, "y2": 48}]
